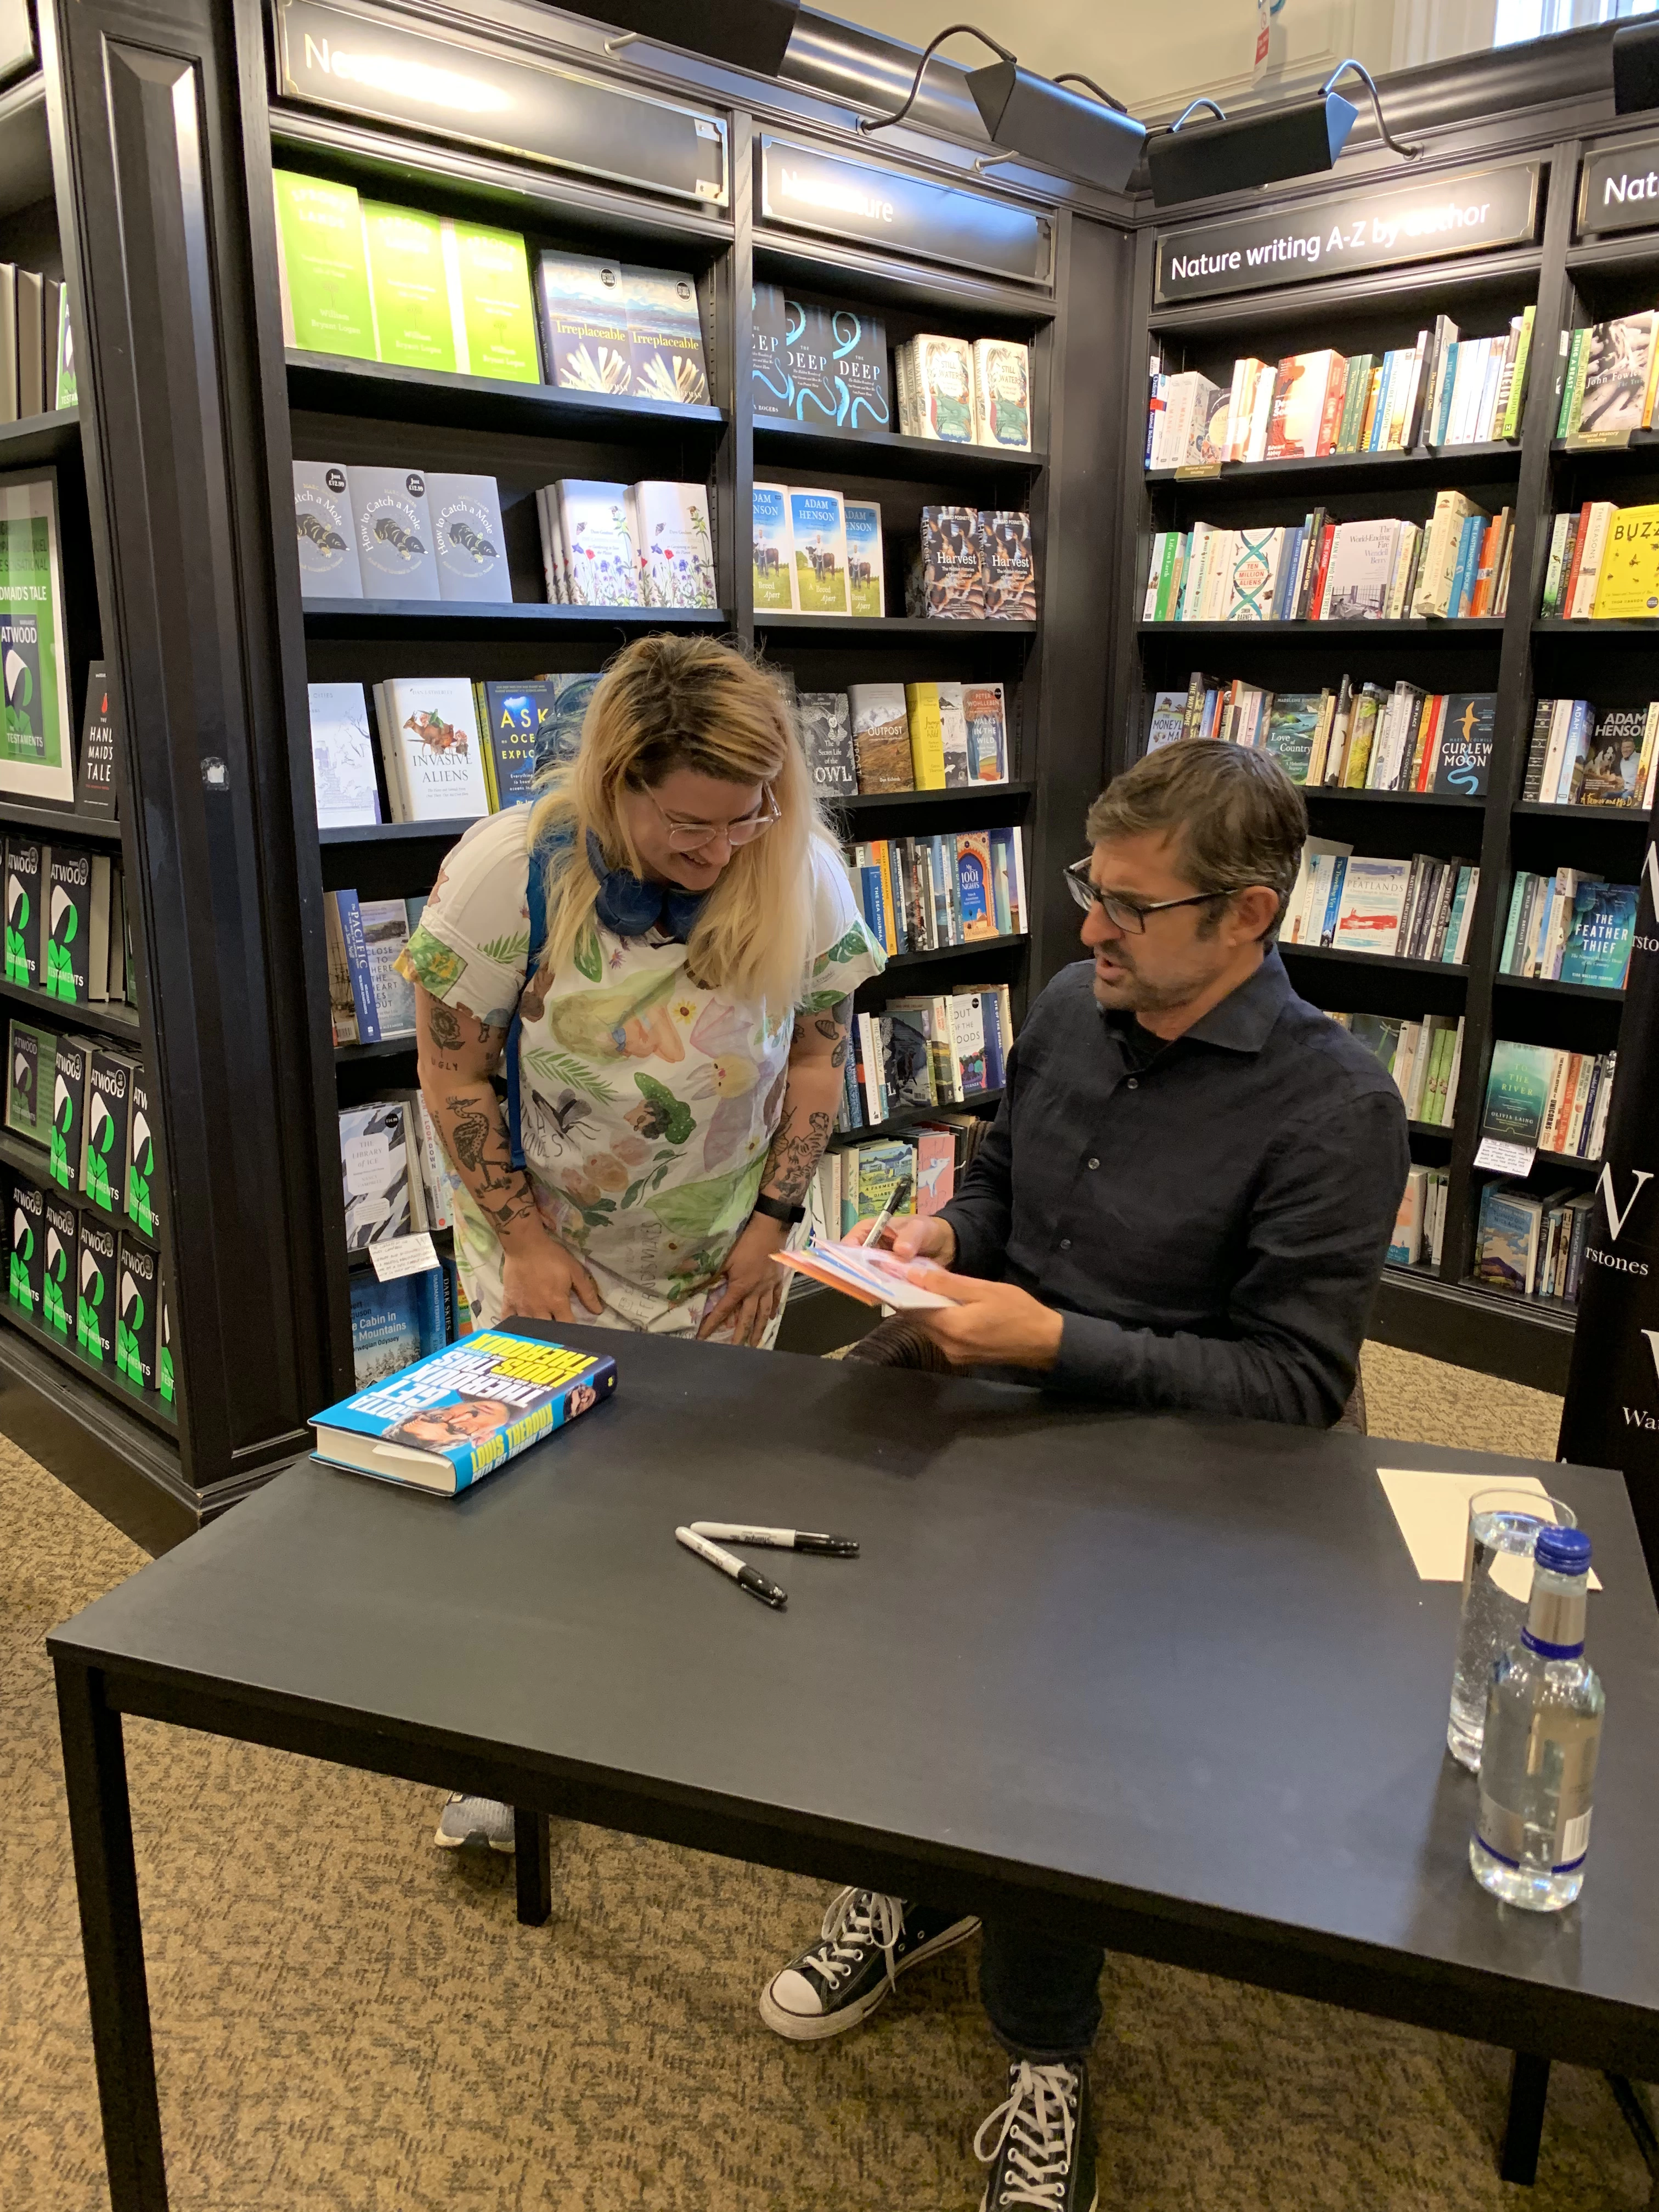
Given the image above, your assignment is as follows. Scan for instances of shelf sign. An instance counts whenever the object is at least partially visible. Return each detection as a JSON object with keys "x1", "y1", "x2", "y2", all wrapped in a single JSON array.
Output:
[
  {"x1": 1579, "y1": 135, "x2": 1659, "y2": 238},
  {"x1": 758, "y1": 137, "x2": 1052, "y2": 286},
  {"x1": 275, "y1": 0, "x2": 729, "y2": 207},
  {"x1": 1154, "y1": 162, "x2": 1540, "y2": 306}
]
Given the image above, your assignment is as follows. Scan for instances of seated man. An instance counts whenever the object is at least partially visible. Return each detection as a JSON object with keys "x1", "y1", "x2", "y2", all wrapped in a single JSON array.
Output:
[{"x1": 759, "y1": 741, "x2": 1410, "y2": 2210}]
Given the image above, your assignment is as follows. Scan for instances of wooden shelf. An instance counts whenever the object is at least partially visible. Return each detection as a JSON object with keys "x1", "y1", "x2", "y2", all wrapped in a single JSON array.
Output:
[
  {"x1": 1278, "y1": 944, "x2": 1468, "y2": 978},
  {"x1": 1459, "y1": 1276, "x2": 1578, "y2": 1329},
  {"x1": 0, "y1": 974, "x2": 140, "y2": 1040},
  {"x1": 0, "y1": 1296, "x2": 177, "y2": 1433},
  {"x1": 833, "y1": 1088, "x2": 1003, "y2": 1145},
  {"x1": 1301, "y1": 787, "x2": 1487, "y2": 809},
  {"x1": 318, "y1": 817, "x2": 477, "y2": 847},
  {"x1": 0, "y1": 798, "x2": 122, "y2": 841},
  {"x1": 1533, "y1": 618, "x2": 1659, "y2": 634},
  {"x1": 1493, "y1": 973, "x2": 1626, "y2": 1001},
  {"x1": 1139, "y1": 619, "x2": 1505, "y2": 638},
  {"x1": 302, "y1": 599, "x2": 729, "y2": 639},
  {"x1": 1513, "y1": 801, "x2": 1652, "y2": 822},
  {"x1": 335, "y1": 1036, "x2": 417, "y2": 1063},
  {"x1": 826, "y1": 781, "x2": 1032, "y2": 816},
  {"x1": 756, "y1": 614, "x2": 1037, "y2": 636},
  {"x1": 0, "y1": 407, "x2": 79, "y2": 467},
  {"x1": 881, "y1": 933, "x2": 1028, "y2": 972},
  {"x1": 755, "y1": 416, "x2": 1043, "y2": 480},
  {"x1": 1145, "y1": 441, "x2": 1520, "y2": 493},
  {"x1": 285, "y1": 350, "x2": 727, "y2": 440},
  {"x1": 1407, "y1": 1120, "x2": 1454, "y2": 1138}
]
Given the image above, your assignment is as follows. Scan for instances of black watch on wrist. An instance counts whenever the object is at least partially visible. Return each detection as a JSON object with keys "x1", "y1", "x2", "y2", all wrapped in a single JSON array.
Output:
[{"x1": 753, "y1": 1192, "x2": 806, "y2": 1227}]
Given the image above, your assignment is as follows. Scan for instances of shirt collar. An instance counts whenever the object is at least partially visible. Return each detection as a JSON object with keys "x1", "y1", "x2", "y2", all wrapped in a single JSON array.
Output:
[{"x1": 1102, "y1": 945, "x2": 1292, "y2": 1059}]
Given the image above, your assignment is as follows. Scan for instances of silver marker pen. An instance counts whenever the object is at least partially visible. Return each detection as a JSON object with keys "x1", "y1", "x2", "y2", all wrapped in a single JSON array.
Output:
[{"x1": 689, "y1": 1521, "x2": 859, "y2": 1556}]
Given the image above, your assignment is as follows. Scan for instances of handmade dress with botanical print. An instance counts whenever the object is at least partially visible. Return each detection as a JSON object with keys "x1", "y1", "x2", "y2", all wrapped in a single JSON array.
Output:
[{"x1": 398, "y1": 809, "x2": 883, "y2": 1335}]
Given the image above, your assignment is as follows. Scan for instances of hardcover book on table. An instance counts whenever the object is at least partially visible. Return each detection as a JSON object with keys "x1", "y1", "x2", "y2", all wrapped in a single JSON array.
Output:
[
  {"x1": 425, "y1": 473, "x2": 510, "y2": 603},
  {"x1": 306, "y1": 682, "x2": 380, "y2": 827},
  {"x1": 360, "y1": 201, "x2": 456, "y2": 374},
  {"x1": 618, "y1": 267, "x2": 709, "y2": 406},
  {"x1": 0, "y1": 473, "x2": 75, "y2": 803},
  {"x1": 272, "y1": 171, "x2": 376, "y2": 360},
  {"x1": 347, "y1": 466, "x2": 440, "y2": 602},
  {"x1": 312, "y1": 1330, "x2": 617, "y2": 1494},
  {"x1": 292, "y1": 461, "x2": 363, "y2": 600},
  {"x1": 440, "y1": 219, "x2": 540, "y2": 383},
  {"x1": 535, "y1": 252, "x2": 631, "y2": 395}
]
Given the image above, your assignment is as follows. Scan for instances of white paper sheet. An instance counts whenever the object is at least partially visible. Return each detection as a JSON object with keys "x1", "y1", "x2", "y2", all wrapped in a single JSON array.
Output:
[{"x1": 1377, "y1": 1465, "x2": 1600, "y2": 1589}]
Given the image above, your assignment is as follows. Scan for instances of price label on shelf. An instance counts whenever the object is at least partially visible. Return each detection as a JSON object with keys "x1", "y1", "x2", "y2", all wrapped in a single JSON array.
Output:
[
  {"x1": 1175, "y1": 462, "x2": 1222, "y2": 480},
  {"x1": 1474, "y1": 1137, "x2": 1536, "y2": 1177},
  {"x1": 369, "y1": 1232, "x2": 441, "y2": 1282}
]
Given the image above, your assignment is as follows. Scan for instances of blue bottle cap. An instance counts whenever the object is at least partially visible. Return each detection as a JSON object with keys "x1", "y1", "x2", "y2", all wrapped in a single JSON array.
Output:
[{"x1": 1536, "y1": 1524, "x2": 1591, "y2": 1576}]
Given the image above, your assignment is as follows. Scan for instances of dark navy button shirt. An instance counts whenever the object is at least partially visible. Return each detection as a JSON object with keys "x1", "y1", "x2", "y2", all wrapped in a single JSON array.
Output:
[{"x1": 938, "y1": 947, "x2": 1410, "y2": 1426}]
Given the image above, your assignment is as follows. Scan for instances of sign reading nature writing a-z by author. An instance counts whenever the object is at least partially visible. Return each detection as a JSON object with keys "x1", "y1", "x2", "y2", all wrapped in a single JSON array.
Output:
[
  {"x1": 1154, "y1": 162, "x2": 1540, "y2": 306},
  {"x1": 1579, "y1": 133, "x2": 1659, "y2": 238}
]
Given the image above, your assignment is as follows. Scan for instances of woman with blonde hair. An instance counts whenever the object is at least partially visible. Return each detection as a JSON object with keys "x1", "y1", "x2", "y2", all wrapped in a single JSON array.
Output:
[
  {"x1": 402, "y1": 635, "x2": 882, "y2": 1852},
  {"x1": 401, "y1": 632, "x2": 882, "y2": 1352}
]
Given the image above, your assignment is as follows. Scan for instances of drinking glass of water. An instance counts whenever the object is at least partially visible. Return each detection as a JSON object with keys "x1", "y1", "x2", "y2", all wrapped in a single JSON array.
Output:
[{"x1": 1447, "y1": 1487, "x2": 1576, "y2": 1771}]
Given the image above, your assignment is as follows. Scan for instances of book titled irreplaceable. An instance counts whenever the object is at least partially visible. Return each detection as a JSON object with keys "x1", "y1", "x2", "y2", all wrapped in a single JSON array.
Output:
[{"x1": 311, "y1": 1329, "x2": 618, "y2": 1494}]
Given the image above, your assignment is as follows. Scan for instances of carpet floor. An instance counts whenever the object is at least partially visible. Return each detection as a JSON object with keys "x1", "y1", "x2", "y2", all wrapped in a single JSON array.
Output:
[{"x1": 1, "y1": 1343, "x2": 1650, "y2": 2211}]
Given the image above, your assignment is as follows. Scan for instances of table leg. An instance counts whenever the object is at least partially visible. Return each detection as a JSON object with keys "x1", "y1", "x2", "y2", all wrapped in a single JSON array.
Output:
[
  {"x1": 1501, "y1": 2051, "x2": 1551, "y2": 2186},
  {"x1": 514, "y1": 1808, "x2": 551, "y2": 1926},
  {"x1": 54, "y1": 1657, "x2": 168, "y2": 2211},
  {"x1": 1606, "y1": 2075, "x2": 1659, "y2": 2187}
]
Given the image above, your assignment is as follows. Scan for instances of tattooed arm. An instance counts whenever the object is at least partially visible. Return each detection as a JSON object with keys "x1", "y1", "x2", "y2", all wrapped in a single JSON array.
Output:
[
  {"x1": 697, "y1": 997, "x2": 850, "y2": 1346},
  {"x1": 414, "y1": 983, "x2": 602, "y2": 1326}
]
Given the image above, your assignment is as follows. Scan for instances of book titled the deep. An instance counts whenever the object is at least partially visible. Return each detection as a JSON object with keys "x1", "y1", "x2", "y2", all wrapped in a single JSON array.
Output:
[{"x1": 311, "y1": 1330, "x2": 618, "y2": 1494}]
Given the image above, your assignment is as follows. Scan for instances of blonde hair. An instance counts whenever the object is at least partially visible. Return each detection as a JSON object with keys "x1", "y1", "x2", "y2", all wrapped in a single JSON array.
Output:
[{"x1": 527, "y1": 634, "x2": 836, "y2": 1014}]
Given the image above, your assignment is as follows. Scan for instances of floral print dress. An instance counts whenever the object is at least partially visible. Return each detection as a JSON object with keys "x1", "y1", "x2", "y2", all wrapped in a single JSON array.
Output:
[{"x1": 398, "y1": 809, "x2": 883, "y2": 1336}]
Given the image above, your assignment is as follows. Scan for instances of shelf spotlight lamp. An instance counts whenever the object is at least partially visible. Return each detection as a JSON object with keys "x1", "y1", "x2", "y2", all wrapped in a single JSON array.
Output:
[
  {"x1": 1613, "y1": 20, "x2": 1659, "y2": 115},
  {"x1": 1147, "y1": 58, "x2": 1421, "y2": 208},
  {"x1": 857, "y1": 22, "x2": 1146, "y2": 195}
]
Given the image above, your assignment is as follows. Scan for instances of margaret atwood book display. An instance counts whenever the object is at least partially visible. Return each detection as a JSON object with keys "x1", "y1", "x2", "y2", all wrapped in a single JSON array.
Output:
[{"x1": 20, "y1": 2, "x2": 1659, "y2": 1531}]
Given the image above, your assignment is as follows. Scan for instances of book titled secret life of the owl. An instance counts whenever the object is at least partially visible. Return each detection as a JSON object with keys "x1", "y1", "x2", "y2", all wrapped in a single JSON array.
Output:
[{"x1": 312, "y1": 1329, "x2": 618, "y2": 1494}]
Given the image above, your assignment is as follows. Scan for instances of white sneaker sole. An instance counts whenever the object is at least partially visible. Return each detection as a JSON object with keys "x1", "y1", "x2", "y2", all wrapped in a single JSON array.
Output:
[
  {"x1": 981, "y1": 2183, "x2": 1095, "y2": 2212},
  {"x1": 432, "y1": 1825, "x2": 516, "y2": 1854},
  {"x1": 758, "y1": 1916, "x2": 980, "y2": 2042}
]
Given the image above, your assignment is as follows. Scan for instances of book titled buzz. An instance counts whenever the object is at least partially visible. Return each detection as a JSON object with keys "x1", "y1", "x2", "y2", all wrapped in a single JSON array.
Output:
[{"x1": 310, "y1": 1330, "x2": 617, "y2": 1494}]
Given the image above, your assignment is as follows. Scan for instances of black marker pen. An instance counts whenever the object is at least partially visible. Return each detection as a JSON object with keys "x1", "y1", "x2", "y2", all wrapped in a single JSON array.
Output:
[{"x1": 675, "y1": 1525, "x2": 788, "y2": 1607}]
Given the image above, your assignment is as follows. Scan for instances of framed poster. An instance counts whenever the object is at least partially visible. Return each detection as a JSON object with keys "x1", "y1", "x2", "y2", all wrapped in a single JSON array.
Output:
[{"x1": 0, "y1": 471, "x2": 75, "y2": 804}]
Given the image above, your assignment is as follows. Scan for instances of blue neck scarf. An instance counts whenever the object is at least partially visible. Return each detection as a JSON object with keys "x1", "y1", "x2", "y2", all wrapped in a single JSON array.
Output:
[{"x1": 585, "y1": 829, "x2": 708, "y2": 944}]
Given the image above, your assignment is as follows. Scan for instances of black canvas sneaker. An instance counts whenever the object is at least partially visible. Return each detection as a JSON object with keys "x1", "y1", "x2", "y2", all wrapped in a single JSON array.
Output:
[
  {"x1": 758, "y1": 1887, "x2": 979, "y2": 2041},
  {"x1": 974, "y1": 2059, "x2": 1096, "y2": 2211}
]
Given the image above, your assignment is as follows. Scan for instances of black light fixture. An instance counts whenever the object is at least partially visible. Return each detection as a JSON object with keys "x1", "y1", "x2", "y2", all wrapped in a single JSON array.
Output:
[
  {"x1": 1147, "y1": 58, "x2": 1421, "y2": 208},
  {"x1": 857, "y1": 23, "x2": 1147, "y2": 196},
  {"x1": 577, "y1": 0, "x2": 800, "y2": 77},
  {"x1": 1613, "y1": 20, "x2": 1659, "y2": 115}
]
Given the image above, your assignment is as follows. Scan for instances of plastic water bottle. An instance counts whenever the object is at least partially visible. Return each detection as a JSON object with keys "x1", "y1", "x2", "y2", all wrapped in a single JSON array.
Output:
[{"x1": 1470, "y1": 1525, "x2": 1604, "y2": 1911}]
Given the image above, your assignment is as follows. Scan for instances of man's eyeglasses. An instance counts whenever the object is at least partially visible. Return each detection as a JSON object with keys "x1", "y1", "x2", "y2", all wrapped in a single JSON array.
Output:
[
  {"x1": 645, "y1": 785, "x2": 780, "y2": 854},
  {"x1": 1062, "y1": 858, "x2": 1252, "y2": 934}
]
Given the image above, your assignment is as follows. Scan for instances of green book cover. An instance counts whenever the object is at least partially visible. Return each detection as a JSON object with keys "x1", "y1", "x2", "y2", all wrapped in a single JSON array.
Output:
[
  {"x1": 360, "y1": 201, "x2": 455, "y2": 373},
  {"x1": 856, "y1": 1138, "x2": 914, "y2": 1222},
  {"x1": 8, "y1": 1174, "x2": 42, "y2": 1317},
  {"x1": 41, "y1": 1192, "x2": 73, "y2": 1338},
  {"x1": 443, "y1": 219, "x2": 539, "y2": 383},
  {"x1": 82, "y1": 1047, "x2": 131, "y2": 1216},
  {"x1": 43, "y1": 846, "x2": 95, "y2": 1002},
  {"x1": 273, "y1": 171, "x2": 376, "y2": 360},
  {"x1": 54, "y1": 289, "x2": 76, "y2": 410},
  {"x1": 1261, "y1": 693, "x2": 1321, "y2": 784},
  {"x1": 159, "y1": 1272, "x2": 174, "y2": 1405},
  {"x1": 48, "y1": 1034, "x2": 86, "y2": 1192},
  {"x1": 0, "y1": 479, "x2": 75, "y2": 804},
  {"x1": 1481, "y1": 1040, "x2": 1556, "y2": 1147},
  {"x1": 6, "y1": 1018, "x2": 53, "y2": 1146},
  {"x1": 116, "y1": 1232, "x2": 158, "y2": 1390},
  {"x1": 4, "y1": 835, "x2": 41, "y2": 985},
  {"x1": 75, "y1": 1210, "x2": 116, "y2": 1366}
]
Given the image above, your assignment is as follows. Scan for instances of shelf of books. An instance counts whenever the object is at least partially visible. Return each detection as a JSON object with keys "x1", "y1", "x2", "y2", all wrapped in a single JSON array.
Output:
[
  {"x1": 1115, "y1": 126, "x2": 1659, "y2": 1387},
  {"x1": 256, "y1": 10, "x2": 1085, "y2": 1381},
  {"x1": 0, "y1": 89, "x2": 179, "y2": 1467}
]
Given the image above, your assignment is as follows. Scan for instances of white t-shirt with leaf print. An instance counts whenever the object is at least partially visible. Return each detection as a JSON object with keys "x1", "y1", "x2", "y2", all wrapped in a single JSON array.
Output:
[{"x1": 398, "y1": 807, "x2": 884, "y2": 1334}]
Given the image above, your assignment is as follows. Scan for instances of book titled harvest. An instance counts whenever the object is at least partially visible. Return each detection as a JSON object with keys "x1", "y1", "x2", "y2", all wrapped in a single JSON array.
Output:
[{"x1": 311, "y1": 1330, "x2": 618, "y2": 1494}]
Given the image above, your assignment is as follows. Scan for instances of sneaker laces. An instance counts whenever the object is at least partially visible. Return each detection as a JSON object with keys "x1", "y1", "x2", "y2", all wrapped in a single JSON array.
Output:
[
  {"x1": 974, "y1": 2062, "x2": 1079, "y2": 2209},
  {"x1": 795, "y1": 1887, "x2": 907, "y2": 1995}
]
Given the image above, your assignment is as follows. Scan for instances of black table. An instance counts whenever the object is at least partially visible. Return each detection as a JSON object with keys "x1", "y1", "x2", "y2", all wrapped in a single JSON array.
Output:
[{"x1": 49, "y1": 1328, "x2": 1659, "y2": 2211}]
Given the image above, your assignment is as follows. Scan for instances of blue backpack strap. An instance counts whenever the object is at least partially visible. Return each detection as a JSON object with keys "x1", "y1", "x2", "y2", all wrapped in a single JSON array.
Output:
[{"x1": 505, "y1": 828, "x2": 554, "y2": 1173}]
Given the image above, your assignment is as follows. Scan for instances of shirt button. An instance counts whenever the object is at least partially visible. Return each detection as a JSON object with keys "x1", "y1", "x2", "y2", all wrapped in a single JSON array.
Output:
[
  {"x1": 1127, "y1": 1077, "x2": 1139, "y2": 1090},
  {"x1": 1059, "y1": 1238, "x2": 1072, "y2": 1251},
  {"x1": 1087, "y1": 1158, "x2": 1099, "y2": 1170}
]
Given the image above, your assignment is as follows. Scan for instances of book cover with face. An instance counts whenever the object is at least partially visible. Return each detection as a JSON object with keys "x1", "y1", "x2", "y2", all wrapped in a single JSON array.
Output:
[
  {"x1": 425, "y1": 473, "x2": 510, "y2": 603},
  {"x1": 347, "y1": 467, "x2": 440, "y2": 601}
]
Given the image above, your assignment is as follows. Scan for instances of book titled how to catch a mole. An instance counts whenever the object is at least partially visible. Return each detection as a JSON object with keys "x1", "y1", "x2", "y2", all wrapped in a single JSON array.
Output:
[{"x1": 310, "y1": 1329, "x2": 617, "y2": 1495}]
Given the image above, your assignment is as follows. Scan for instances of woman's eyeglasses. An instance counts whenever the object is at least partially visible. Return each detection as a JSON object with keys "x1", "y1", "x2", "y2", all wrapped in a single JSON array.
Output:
[
  {"x1": 1062, "y1": 858, "x2": 1250, "y2": 934},
  {"x1": 646, "y1": 785, "x2": 780, "y2": 854}
]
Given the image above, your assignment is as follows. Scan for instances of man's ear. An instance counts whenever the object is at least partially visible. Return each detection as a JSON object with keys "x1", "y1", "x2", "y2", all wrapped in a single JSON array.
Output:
[{"x1": 1232, "y1": 884, "x2": 1283, "y2": 944}]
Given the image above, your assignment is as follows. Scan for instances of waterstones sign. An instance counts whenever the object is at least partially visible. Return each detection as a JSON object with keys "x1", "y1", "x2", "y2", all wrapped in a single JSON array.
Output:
[
  {"x1": 1579, "y1": 134, "x2": 1659, "y2": 238},
  {"x1": 758, "y1": 138, "x2": 1053, "y2": 286},
  {"x1": 275, "y1": 0, "x2": 728, "y2": 206},
  {"x1": 1559, "y1": 835, "x2": 1659, "y2": 1592},
  {"x1": 1154, "y1": 162, "x2": 1540, "y2": 306}
]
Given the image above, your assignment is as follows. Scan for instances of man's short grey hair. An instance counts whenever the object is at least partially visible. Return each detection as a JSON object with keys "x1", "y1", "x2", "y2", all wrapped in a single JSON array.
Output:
[{"x1": 1086, "y1": 741, "x2": 1307, "y2": 930}]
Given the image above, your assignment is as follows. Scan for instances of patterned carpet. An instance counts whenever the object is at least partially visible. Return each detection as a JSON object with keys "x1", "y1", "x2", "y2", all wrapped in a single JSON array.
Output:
[{"x1": 1, "y1": 1344, "x2": 1651, "y2": 2211}]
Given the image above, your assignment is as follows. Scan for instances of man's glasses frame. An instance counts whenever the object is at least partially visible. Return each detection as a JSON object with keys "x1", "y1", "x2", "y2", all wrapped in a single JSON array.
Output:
[
  {"x1": 1062, "y1": 858, "x2": 1254, "y2": 935},
  {"x1": 645, "y1": 783, "x2": 780, "y2": 854}
]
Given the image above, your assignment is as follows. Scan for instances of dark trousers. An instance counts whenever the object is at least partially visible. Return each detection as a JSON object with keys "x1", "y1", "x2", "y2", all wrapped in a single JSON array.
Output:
[{"x1": 977, "y1": 1917, "x2": 1105, "y2": 2063}]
